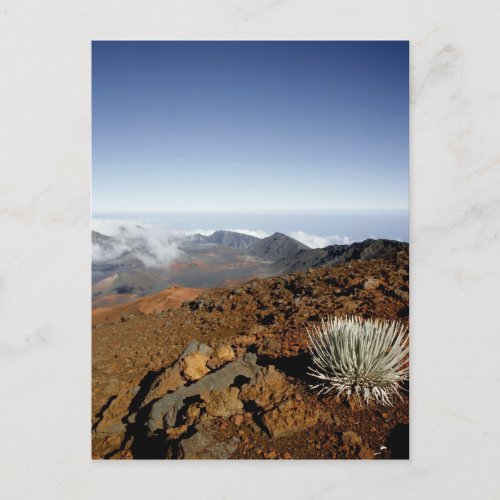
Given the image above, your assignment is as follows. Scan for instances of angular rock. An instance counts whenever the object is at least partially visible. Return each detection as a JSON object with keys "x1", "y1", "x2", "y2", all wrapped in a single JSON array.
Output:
[
  {"x1": 142, "y1": 364, "x2": 184, "y2": 406},
  {"x1": 176, "y1": 339, "x2": 213, "y2": 381},
  {"x1": 178, "y1": 427, "x2": 239, "y2": 459},
  {"x1": 181, "y1": 351, "x2": 210, "y2": 381},
  {"x1": 181, "y1": 339, "x2": 213, "y2": 358},
  {"x1": 262, "y1": 399, "x2": 323, "y2": 439},
  {"x1": 201, "y1": 387, "x2": 243, "y2": 418},
  {"x1": 233, "y1": 334, "x2": 257, "y2": 347},
  {"x1": 185, "y1": 403, "x2": 201, "y2": 424},
  {"x1": 207, "y1": 344, "x2": 235, "y2": 369},
  {"x1": 341, "y1": 431, "x2": 374, "y2": 459},
  {"x1": 92, "y1": 433, "x2": 126, "y2": 459},
  {"x1": 240, "y1": 365, "x2": 292, "y2": 411},
  {"x1": 93, "y1": 386, "x2": 141, "y2": 458},
  {"x1": 148, "y1": 352, "x2": 262, "y2": 432},
  {"x1": 166, "y1": 424, "x2": 188, "y2": 439},
  {"x1": 141, "y1": 341, "x2": 214, "y2": 409},
  {"x1": 94, "y1": 386, "x2": 139, "y2": 435}
]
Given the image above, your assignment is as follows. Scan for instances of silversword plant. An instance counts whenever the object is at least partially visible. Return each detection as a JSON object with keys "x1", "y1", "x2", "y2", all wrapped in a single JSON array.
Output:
[{"x1": 307, "y1": 316, "x2": 409, "y2": 406}]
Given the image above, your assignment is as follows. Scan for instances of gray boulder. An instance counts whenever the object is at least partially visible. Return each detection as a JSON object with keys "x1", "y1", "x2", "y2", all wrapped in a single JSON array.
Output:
[{"x1": 147, "y1": 352, "x2": 262, "y2": 432}]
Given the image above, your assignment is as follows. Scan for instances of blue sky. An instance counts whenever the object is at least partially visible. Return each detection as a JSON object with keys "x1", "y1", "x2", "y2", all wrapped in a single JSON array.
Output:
[{"x1": 92, "y1": 41, "x2": 408, "y2": 214}]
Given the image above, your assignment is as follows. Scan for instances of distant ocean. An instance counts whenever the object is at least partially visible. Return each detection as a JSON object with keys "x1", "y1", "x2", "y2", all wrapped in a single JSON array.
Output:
[{"x1": 93, "y1": 210, "x2": 408, "y2": 246}]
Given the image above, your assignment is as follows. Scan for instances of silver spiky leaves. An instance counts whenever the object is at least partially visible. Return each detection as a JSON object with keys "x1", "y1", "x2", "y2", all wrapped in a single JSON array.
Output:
[{"x1": 307, "y1": 316, "x2": 409, "y2": 406}]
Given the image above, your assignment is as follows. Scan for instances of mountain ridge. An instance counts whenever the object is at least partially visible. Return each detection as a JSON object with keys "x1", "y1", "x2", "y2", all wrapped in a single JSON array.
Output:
[
  {"x1": 206, "y1": 230, "x2": 260, "y2": 249},
  {"x1": 92, "y1": 228, "x2": 408, "y2": 309},
  {"x1": 276, "y1": 238, "x2": 408, "y2": 274},
  {"x1": 247, "y1": 232, "x2": 310, "y2": 261}
]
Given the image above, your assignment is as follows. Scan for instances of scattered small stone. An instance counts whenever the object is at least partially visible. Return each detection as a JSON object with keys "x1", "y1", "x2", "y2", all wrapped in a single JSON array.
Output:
[
  {"x1": 363, "y1": 277, "x2": 380, "y2": 290},
  {"x1": 342, "y1": 431, "x2": 363, "y2": 447},
  {"x1": 233, "y1": 414, "x2": 244, "y2": 427}
]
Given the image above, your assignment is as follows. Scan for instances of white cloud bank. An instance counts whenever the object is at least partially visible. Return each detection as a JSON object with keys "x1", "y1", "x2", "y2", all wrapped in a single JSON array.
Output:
[
  {"x1": 92, "y1": 220, "x2": 353, "y2": 266},
  {"x1": 228, "y1": 229, "x2": 270, "y2": 239},
  {"x1": 185, "y1": 228, "x2": 270, "y2": 239},
  {"x1": 288, "y1": 231, "x2": 352, "y2": 249},
  {"x1": 92, "y1": 219, "x2": 184, "y2": 267}
]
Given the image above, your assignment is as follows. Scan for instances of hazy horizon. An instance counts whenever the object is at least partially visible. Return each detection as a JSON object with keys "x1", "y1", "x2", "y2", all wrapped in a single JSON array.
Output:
[{"x1": 93, "y1": 209, "x2": 409, "y2": 248}]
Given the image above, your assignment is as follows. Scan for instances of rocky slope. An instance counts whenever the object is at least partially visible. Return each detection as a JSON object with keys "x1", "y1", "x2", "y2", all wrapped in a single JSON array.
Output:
[
  {"x1": 276, "y1": 238, "x2": 409, "y2": 274},
  {"x1": 92, "y1": 286, "x2": 204, "y2": 325},
  {"x1": 92, "y1": 250, "x2": 409, "y2": 459},
  {"x1": 93, "y1": 228, "x2": 407, "y2": 313}
]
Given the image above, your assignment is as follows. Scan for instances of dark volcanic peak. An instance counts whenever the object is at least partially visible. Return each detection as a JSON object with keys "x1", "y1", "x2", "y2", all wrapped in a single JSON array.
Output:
[
  {"x1": 92, "y1": 230, "x2": 118, "y2": 249},
  {"x1": 206, "y1": 230, "x2": 261, "y2": 249},
  {"x1": 248, "y1": 232, "x2": 310, "y2": 262},
  {"x1": 279, "y1": 238, "x2": 408, "y2": 274},
  {"x1": 183, "y1": 230, "x2": 260, "y2": 249},
  {"x1": 184, "y1": 233, "x2": 210, "y2": 244},
  {"x1": 92, "y1": 229, "x2": 109, "y2": 241}
]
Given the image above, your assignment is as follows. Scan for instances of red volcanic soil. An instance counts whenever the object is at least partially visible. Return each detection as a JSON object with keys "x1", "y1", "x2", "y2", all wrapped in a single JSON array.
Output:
[
  {"x1": 92, "y1": 286, "x2": 204, "y2": 325},
  {"x1": 92, "y1": 254, "x2": 409, "y2": 460},
  {"x1": 92, "y1": 293, "x2": 139, "y2": 308}
]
